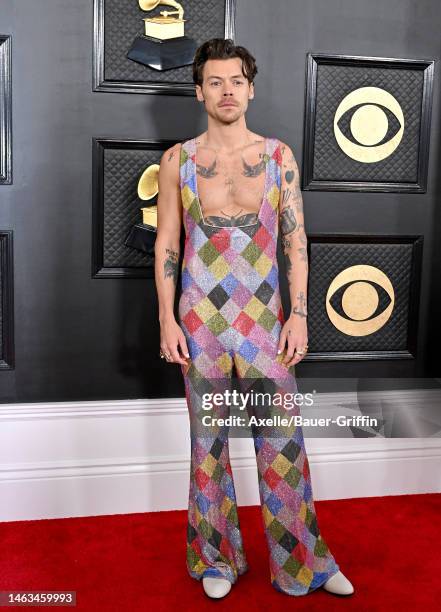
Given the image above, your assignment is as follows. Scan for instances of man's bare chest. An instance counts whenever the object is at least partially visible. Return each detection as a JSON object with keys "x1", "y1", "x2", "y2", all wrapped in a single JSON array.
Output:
[{"x1": 194, "y1": 140, "x2": 269, "y2": 225}]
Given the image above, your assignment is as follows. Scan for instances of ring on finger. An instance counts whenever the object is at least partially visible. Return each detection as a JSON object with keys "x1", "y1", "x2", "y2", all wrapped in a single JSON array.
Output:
[{"x1": 159, "y1": 349, "x2": 172, "y2": 361}]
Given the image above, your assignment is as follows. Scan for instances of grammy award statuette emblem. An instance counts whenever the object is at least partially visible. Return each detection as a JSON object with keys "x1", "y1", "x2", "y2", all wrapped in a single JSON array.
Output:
[
  {"x1": 124, "y1": 163, "x2": 159, "y2": 256},
  {"x1": 127, "y1": 1, "x2": 198, "y2": 71}
]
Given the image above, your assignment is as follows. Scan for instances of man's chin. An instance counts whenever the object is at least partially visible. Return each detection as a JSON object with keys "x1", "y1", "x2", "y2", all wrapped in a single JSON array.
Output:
[{"x1": 214, "y1": 109, "x2": 243, "y2": 123}]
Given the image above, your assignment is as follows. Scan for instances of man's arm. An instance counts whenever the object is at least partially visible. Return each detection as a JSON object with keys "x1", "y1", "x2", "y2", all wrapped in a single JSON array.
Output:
[
  {"x1": 277, "y1": 142, "x2": 309, "y2": 365},
  {"x1": 154, "y1": 143, "x2": 189, "y2": 364}
]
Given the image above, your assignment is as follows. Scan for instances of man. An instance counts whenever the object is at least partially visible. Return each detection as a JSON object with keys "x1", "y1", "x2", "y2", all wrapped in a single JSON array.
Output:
[{"x1": 154, "y1": 38, "x2": 354, "y2": 599}]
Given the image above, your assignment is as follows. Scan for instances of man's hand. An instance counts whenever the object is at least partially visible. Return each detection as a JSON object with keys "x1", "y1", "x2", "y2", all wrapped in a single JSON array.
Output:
[
  {"x1": 277, "y1": 314, "x2": 308, "y2": 367},
  {"x1": 159, "y1": 315, "x2": 190, "y2": 365}
]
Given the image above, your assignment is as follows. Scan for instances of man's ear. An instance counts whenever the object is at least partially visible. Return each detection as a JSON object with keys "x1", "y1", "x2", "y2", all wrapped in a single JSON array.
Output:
[
  {"x1": 249, "y1": 82, "x2": 255, "y2": 100},
  {"x1": 195, "y1": 84, "x2": 204, "y2": 102}
]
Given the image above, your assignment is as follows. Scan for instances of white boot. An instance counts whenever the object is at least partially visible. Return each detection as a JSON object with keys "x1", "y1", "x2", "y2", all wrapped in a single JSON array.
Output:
[
  {"x1": 322, "y1": 570, "x2": 354, "y2": 595},
  {"x1": 202, "y1": 576, "x2": 232, "y2": 599}
]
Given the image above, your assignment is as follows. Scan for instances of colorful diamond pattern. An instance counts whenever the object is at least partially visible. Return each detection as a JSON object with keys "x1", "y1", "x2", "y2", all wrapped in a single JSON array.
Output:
[{"x1": 178, "y1": 137, "x2": 340, "y2": 595}]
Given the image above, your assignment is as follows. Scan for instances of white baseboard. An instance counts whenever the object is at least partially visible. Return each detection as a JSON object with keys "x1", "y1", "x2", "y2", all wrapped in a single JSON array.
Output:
[{"x1": 1, "y1": 390, "x2": 440, "y2": 522}]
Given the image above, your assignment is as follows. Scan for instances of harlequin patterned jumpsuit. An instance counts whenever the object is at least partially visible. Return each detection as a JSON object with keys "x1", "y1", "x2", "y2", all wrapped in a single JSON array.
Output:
[{"x1": 177, "y1": 136, "x2": 340, "y2": 596}]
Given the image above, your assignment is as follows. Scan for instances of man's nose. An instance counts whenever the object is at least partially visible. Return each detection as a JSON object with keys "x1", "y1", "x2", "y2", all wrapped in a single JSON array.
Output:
[{"x1": 222, "y1": 85, "x2": 233, "y2": 96}]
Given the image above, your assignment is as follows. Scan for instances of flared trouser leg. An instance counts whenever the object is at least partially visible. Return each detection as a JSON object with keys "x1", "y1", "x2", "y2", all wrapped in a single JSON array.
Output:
[
  {"x1": 182, "y1": 363, "x2": 249, "y2": 585},
  {"x1": 251, "y1": 424, "x2": 340, "y2": 595},
  {"x1": 235, "y1": 353, "x2": 340, "y2": 596}
]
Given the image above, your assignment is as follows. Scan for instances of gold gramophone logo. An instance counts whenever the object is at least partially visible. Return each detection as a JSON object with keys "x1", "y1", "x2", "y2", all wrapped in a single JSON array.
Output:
[
  {"x1": 334, "y1": 86, "x2": 404, "y2": 162},
  {"x1": 127, "y1": 1, "x2": 197, "y2": 70},
  {"x1": 123, "y1": 163, "x2": 159, "y2": 255},
  {"x1": 326, "y1": 264, "x2": 395, "y2": 336},
  {"x1": 137, "y1": 163, "x2": 160, "y2": 228},
  {"x1": 139, "y1": 0, "x2": 185, "y2": 40}
]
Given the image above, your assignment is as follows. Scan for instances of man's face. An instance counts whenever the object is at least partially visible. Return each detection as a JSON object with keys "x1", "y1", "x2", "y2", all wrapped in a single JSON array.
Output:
[{"x1": 195, "y1": 57, "x2": 254, "y2": 124}]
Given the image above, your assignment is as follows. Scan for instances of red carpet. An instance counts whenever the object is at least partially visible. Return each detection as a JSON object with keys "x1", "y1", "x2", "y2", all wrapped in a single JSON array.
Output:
[{"x1": 1, "y1": 493, "x2": 440, "y2": 611}]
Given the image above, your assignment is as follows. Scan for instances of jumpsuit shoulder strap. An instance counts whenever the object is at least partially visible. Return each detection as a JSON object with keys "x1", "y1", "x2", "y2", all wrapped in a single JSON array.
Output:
[
  {"x1": 268, "y1": 137, "x2": 283, "y2": 190},
  {"x1": 271, "y1": 137, "x2": 283, "y2": 163},
  {"x1": 179, "y1": 138, "x2": 195, "y2": 189}
]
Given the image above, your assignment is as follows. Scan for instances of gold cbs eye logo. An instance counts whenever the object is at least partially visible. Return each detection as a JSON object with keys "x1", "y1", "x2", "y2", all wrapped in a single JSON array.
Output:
[
  {"x1": 334, "y1": 86, "x2": 404, "y2": 162},
  {"x1": 326, "y1": 265, "x2": 395, "y2": 336}
]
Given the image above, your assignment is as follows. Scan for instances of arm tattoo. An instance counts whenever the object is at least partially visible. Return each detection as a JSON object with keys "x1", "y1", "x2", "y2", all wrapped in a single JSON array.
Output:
[
  {"x1": 280, "y1": 206, "x2": 297, "y2": 235},
  {"x1": 284, "y1": 251, "x2": 293, "y2": 285},
  {"x1": 168, "y1": 150, "x2": 175, "y2": 162},
  {"x1": 293, "y1": 178, "x2": 304, "y2": 213},
  {"x1": 279, "y1": 147, "x2": 309, "y2": 313},
  {"x1": 282, "y1": 188, "x2": 292, "y2": 205},
  {"x1": 298, "y1": 226, "x2": 307, "y2": 244},
  {"x1": 282, "y1": 232, "x2": 293, "y2": 286},
  {"x1": 292, "y1": 291, "x2": 308, "y2": 318},
  {"x1": 298, "y1": 228, "x2": 309, "y2": 262},
  {"x1": 196, "y1": 158, "x2": 218, "y2": 178},
  {"x1": 285, "y1": 170, "x2": 294, "y2": 183},
  {"x1": 298, "y1": 247, "x2": 308, "y2": 262},
  {"x1": 164, "y1": 247, "x2": 179, "y2": 286}
]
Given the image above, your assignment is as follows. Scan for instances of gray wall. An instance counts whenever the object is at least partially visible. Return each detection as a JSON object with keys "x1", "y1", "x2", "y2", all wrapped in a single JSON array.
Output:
[{"x1": 1, "y1": 0, "x2": 440, "y2": 403}]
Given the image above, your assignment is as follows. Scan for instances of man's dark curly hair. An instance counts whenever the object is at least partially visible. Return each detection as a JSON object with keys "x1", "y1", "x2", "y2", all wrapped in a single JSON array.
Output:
[{"x1": 192, "y1": 38, "x2": 258, "y2": 86}]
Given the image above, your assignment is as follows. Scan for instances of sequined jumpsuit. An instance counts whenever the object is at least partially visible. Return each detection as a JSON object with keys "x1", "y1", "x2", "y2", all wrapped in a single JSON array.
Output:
[{"x1": 177, "y1": 136, "x2": 340, "y2": 596}]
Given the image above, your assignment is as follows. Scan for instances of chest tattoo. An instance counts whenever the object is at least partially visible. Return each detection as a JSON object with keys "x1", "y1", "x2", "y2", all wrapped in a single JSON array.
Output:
[
  {"x1": 241, "y1": 155, "x2": 267, "y2": 177},
  {"x1": 196, "y1": 158, "x2": 218, "y2": 178}
]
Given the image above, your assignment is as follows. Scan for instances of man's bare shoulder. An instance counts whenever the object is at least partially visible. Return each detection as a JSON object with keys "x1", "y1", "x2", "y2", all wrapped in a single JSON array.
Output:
[
  {"x1": 159, "y1": 142, "x2": 182, "y2": 184},
  {"x1": 160, "y1": 142, "x2": 182, "y2": 165},
  {"x1": 277, "y1": 139, "x2": 296, "y2": 160}
]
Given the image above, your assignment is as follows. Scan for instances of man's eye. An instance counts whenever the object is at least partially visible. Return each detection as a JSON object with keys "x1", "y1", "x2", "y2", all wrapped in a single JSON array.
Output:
[{"x1": 234, "y1": 81, "x2": 244, "y2": 85}]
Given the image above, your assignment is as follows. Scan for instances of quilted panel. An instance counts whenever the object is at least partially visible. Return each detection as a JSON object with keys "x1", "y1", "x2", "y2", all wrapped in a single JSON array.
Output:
[
  {"x1": 103, "y1": 147, "x2": 163, "y2": 268},
  {"x1": 308, "y1": 240, "x2": 414, "y2": 353},
  {"x1": 313, "y1": 64, "x2": 423, "y2": 182},
  {"x1": 104, "y1": 0, "x2": 227, "y2": 84}
]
